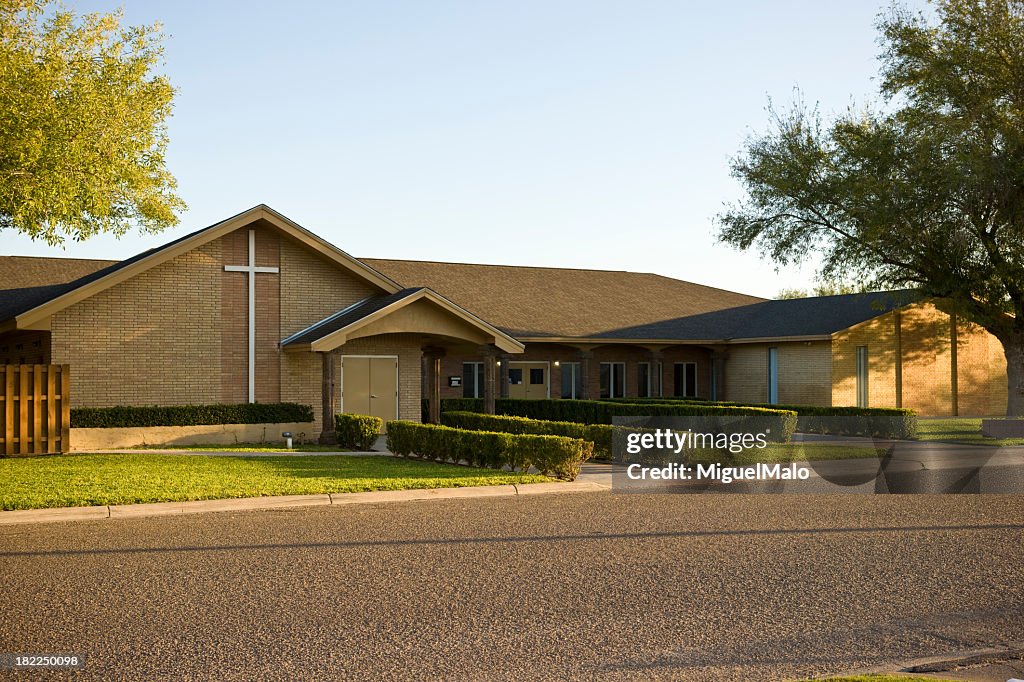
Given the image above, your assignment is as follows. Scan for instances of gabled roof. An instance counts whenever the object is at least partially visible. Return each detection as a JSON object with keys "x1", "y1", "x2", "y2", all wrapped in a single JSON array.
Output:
[
  {"x1": 0, "y1": 213, "x2": 921, "y2": 344},
  {"x1": 595, "y1": 290, "x2": 921, "y2": 342},
  {"x1": 0, "y1": 255, "x2": 117, "y2": 289},
  {"x1": 282, "y1": 287, "x2": 524, "y2": 353},
  {"x1": 0, "y1": 205, "x2": 402, "y2": 330},
  {"x1": 361, "y1": 258, "x2": 766, "y2": 338}
]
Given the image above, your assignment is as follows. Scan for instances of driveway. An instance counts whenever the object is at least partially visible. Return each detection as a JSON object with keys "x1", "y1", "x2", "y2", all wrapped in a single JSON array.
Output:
[{"x1": 0, "y1": 492, "x2": 1021, "y2": 681}]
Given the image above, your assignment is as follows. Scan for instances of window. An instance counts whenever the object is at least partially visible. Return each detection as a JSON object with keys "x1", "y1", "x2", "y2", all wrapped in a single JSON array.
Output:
[
  {"x1": 561, "y1": 362, "x2": 582, "y2": 399},
  {"x1": 530, "y1": 368, "x2": 545, "y2": 384},
  {"x1": 508, "y1": 368, "x2": 523, "y2": 385},
  {"x1": 462, "y1": 362, "x2": 484, "y2": 399},
  {"x1": 637, "y1": 362, "x2": 651, "y2": 397},
  {"x1": 767, "y1": 347, "x2": 779, "y2": 404},
  {"x1": 673, "y1": 362, "x2": 697, "y2": 397},
  {"x1": 600, "y1": 362, "x2": 625, "y2": 399},
  {"x1": 856, "y1": 345, "x2": 869, "y2": 408}
]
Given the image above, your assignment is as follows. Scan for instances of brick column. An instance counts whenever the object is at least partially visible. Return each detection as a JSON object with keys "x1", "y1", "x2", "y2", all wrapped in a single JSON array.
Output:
[
  {"x1": 318, "y1": 351, "x2": 336, "y2": 444},
  {"x1": 499, "y1": 354, "x2": 511, "y2": 399},
  {"x1": 479, "y1": 345, "x2": 498, "y2": 414},
  {"x1": 711, "y1": 349, "x2": 728, "y2": 402},
  {"x1": 424, "y1": 348, "x2": 444, "y2": 424},
  {"x1": 649, "y1": 349, "x2": 664, "y2": 397},
  {"x1": 578, "y1": 350, "x2": 593, "y2": 400}
]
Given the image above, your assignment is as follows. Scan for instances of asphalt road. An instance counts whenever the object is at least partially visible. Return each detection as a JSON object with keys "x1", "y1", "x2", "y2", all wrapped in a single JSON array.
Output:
[{"x1": 0, "y1": 492, "x2": 1022, "y2": 681}]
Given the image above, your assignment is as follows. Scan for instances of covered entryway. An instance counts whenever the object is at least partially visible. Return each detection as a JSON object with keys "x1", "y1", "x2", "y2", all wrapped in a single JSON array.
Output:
[
  {"x1": 340, "y1": 356, "x2": 398, "y2": 422},
  {"x1": 281, "y1": 287, "x2": 524, "y2": 442}
]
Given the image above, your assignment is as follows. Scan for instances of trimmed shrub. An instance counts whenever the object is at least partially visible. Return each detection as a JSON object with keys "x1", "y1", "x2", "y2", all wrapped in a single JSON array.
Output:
[
  {"x1": 334, "y1": 413, "x2": 383, "y2": 450},
  {"x1": 432, "y1": 398, "x2": 796, "y2": 442},
  {"x1": 71, "y1": 402, "x2": 315, "y2": 428},
  {"x1": 386, "y1": 420, "x2": 593, "y2": 480},
  {"x1": 442, "y1": 410, "x2": 617, "y2": 459},
  {"x1": 604, "y1": 398, "x2": 918, "y2": 439}
]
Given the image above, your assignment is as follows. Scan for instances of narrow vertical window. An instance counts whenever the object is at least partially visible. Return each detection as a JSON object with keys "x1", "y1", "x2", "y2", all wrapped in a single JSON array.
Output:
[
  {"x1": 856, "y1": 345, "x2": 869, "y2": 408},
  {"x1": 673, "y1": 362, "x2": 698, "y2": 397},
  {"x1": 462, "y1": 362, "x2": 484, "y2": 398},
  {"x1": 600, "y1": 362, "x2": 625, "y2": 398},
  {"x1": 767, "y1": 347, "x2": 779, "y2": 404},
  {"x1": 561, "y1": 362, "x2": 582, "y2": 399}
]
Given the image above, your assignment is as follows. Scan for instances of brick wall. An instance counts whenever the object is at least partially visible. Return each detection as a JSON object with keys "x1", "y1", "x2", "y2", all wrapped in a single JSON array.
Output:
[
  {"x1": 220, "y1": 225, "x2": 282, "y2": 403},
  {"x1": 51, "y1": 241, "x2": 223, "y2": 407},
  {"x1": 278, "y1": 235, "x2": 381, "y2": 337},
  {"x1": 51, "y1": 222, "x2": 397, "y2": 421},
  {"x1": 724, "y1": 341, "x2": 832, "y2": 406},
  {"x1": 832, "y1": 302, "x2": 1007, "y2": 416},
  {"x1": 832, "y1": 311, "x2": 901, "y2": 409}
]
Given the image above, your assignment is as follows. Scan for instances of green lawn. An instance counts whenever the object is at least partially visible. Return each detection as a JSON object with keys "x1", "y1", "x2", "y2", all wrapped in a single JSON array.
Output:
[
  {"x1": 0, "y1": 454, "x2": 549, "y2": 511},
  {"x1": 915, "y1": 417, "x2": 1024, "y2": 446},
  {"x1": 688, "y1": 442, "x2": 887, "y2": 465}
]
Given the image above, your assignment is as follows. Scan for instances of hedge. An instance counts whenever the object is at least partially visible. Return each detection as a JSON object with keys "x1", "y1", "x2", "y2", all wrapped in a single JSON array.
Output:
[
  {"x1": 70, "y1": 402, "x2": 315, "y2": 428},
  {"x1": 604, "y1": 398, "x2": 918, "y2": 439},
  {"x1": 386, "y1": 420, "x2": 593, "y2": 480},
  {"x1": 334, "y1": 413, "x2": 383, "y2": 450},
  {"x1": 441, "y1": 411, "x2": 617, "y2": 460}
]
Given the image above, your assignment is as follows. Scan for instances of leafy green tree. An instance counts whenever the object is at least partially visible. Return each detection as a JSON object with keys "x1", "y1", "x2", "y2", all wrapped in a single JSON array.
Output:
[
  {"x1": 0, "y1": 0, "x2": 183, "y2": 245},
  {"x1": 776, "y1": 282, "x2": 870, "y2": 299},
  {"x1": 718, "y1": 0, "x2": 1024, "y2": 414}
]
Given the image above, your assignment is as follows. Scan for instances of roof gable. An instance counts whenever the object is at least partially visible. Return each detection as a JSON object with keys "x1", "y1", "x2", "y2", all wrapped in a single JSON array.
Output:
[
  {"x1": 282, "y1": 288, "x2": 524, "y2": 353},
  {"x1": 1, "y1": 205, "x2": 402, "y2": 330}
]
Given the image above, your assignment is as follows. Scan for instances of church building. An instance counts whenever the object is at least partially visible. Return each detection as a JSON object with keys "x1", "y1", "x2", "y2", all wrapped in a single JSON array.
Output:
[{"x1": 0, "y1": 205, "x2": 1009, "y2": 441}]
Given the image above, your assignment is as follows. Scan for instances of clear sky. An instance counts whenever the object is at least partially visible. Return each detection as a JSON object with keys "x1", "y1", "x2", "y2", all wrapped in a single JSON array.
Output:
[{"x1": 4, "y1": 0, "x2": 928, "y2": 298}]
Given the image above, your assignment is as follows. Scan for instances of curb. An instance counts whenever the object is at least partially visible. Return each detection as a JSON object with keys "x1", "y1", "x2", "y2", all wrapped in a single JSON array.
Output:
[
  {"x1": 817, "y1": 642, "x2": 1024, "y2": 678},
  {"x1": 0, "y1": 480, "x2": 609, "y2": 526}
]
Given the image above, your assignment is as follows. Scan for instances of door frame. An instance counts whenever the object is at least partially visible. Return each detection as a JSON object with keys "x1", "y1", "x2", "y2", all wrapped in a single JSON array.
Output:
[
  {"x1": 339, "y1": 354, "x2": 400, "y2": 419},
  {"x1": 507, "y1": 360, "x2": 551, "y2": 399}
]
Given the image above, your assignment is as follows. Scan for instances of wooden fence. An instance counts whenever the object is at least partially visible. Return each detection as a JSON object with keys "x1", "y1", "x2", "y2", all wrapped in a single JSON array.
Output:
[{"x1": 1, "y1": 365, "x2": 70, "y2": 455}]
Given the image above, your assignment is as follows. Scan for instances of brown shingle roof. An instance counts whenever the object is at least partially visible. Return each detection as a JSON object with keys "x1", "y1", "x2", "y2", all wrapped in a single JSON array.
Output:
[
  {"x1": 0, "y1": 255, "x2": 116, "y2": 290},
  {"x1": 360, "y1": 258, "x2": 766, "y2": 338}
]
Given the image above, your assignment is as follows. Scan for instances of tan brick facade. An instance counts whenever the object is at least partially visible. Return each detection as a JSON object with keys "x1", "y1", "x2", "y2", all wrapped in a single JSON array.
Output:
[
  {"x1": 832, "y1": 302, "x2": 1006, "y2": 416},
  {"x1": 51, "y1": 241, "x2": 223, "y2": 407},
  {"x1": 46, "y1": 221, "x2": 414, "y2": 437},
  {"x1": 724, "y1": 341, "x2": 832, "y2": 406}
]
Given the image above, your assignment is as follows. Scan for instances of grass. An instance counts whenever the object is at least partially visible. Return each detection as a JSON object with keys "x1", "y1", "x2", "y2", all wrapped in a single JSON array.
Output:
[
  {"x1": 794, "y1": 671, "x2": 954, "y2": 675},
  {"x1": 130, "y1": 443, "x2": 354, "y2": 452},
  {"x1": 0, "y1": 454, "x2": 550, "y2": 511},
  {"x1": 915, "y1": 417, "x2": 1024, "y2": 446},
  {"x1": 687, "y1": 442, "x2": 888, "y2": 465}
]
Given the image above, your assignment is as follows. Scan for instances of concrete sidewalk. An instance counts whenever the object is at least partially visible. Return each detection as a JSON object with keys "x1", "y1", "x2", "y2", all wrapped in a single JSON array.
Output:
[{"x1": 0, "y1": 480, "x2": 609, "y2": 526}]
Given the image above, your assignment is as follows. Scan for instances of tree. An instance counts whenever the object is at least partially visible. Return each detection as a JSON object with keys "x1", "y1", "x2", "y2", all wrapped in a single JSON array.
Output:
[
  {"x1": 717, "y1": 0, "x2": 1024, "y2": 414},
  {"x1": 0, "y1": 0, "x2": 183, "y2": 245},
  {"x1": 777, "y1": 281, "x2": 871, "y2": 299}
]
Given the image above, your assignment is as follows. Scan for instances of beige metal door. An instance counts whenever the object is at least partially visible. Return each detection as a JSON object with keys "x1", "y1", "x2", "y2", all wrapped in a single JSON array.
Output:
[
  {"x1": 341, "y1": 356, "x2": 398, "y2": 421},
  {"x1": 507, "y1": 362, "x2": 548, "y2": 400}
]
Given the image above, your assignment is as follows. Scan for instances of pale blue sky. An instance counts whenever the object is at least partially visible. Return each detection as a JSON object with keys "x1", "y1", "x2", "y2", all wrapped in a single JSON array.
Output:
[{"x1": 5, "y1": 1, "x2": 927, "y2": 297}]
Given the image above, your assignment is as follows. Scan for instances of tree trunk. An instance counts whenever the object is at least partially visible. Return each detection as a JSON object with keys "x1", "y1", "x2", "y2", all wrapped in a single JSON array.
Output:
[{"x1": 1001, "y1": 333, "x2": 1024, "y2": 416}]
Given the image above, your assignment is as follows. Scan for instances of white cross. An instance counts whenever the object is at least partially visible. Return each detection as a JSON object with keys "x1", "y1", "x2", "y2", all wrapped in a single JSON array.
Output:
[{"x1": 224, "y1": 229, "x2": 279, "y2": 403}]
